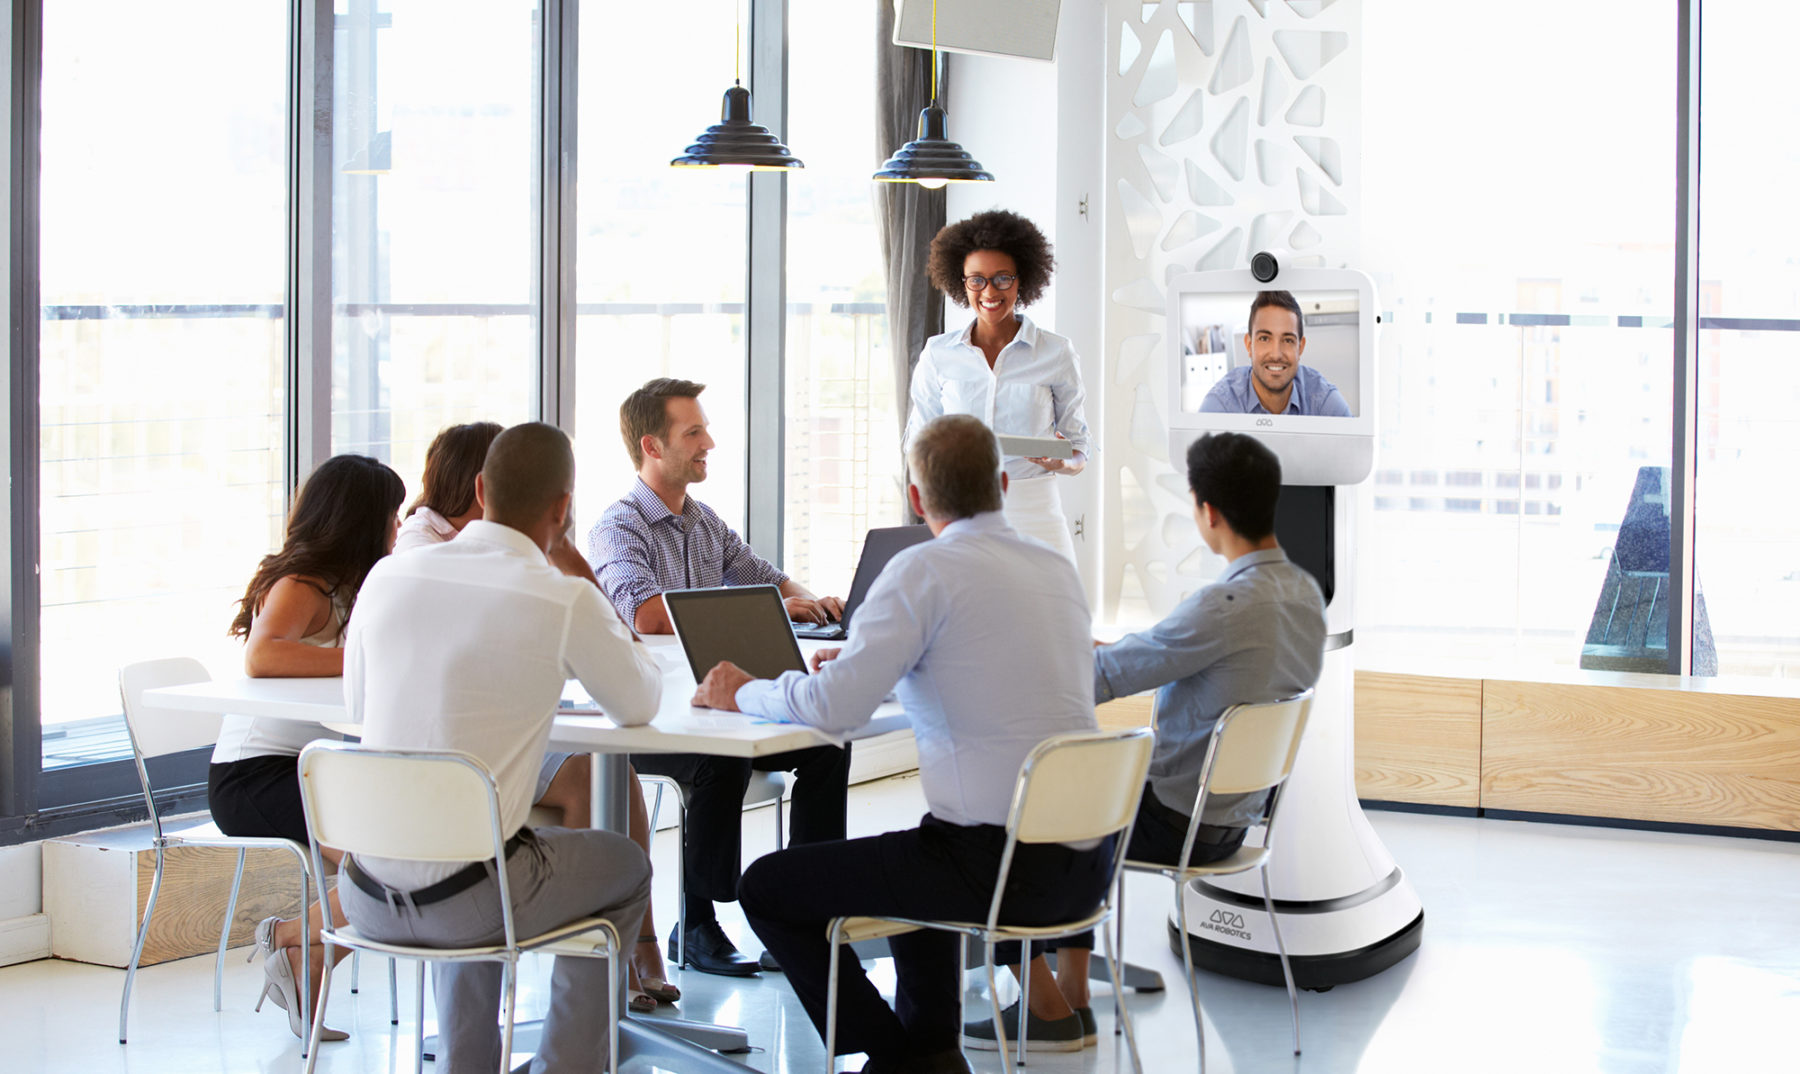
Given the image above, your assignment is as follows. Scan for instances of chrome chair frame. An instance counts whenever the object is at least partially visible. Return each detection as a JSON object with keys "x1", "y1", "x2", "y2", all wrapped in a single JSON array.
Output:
[
  {"x1": 1112, "y1": 690, "x2": 1315, "y2": 1071},
  {"x1": 642, "y1": 768, "x2": 788, "y2": 967},
  {"x1": 297, "y1": 742, "x2": 625, "y2": 1074},
  {"x1": 821, "y1": 728, "x2": 1156, "y2": 1073},
  {"x1": 115, "y1": 658, "x2": 316, "y2": 1052}
]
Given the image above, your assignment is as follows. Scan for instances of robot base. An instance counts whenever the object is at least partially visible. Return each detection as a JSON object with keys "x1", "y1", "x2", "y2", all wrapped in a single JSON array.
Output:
[
  {"x1": 1170, "y1": 910, "x2": 1423, "y2": 990},
  {"x1": 1169, "y1": 869, "x2": 1425, "y2": 989}
]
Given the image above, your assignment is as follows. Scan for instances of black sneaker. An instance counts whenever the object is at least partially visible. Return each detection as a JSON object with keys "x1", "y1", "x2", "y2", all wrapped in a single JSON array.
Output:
[
  {"x1": 960, "y1": 1000, "x2": 1084, "y2": 1053},
  {"x1": 1074, "y1": 1005, "x2": 1098, "y2": 1046}
]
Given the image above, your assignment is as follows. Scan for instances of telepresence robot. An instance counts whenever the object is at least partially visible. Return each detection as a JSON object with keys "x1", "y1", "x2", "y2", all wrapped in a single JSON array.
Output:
[{"x1": 1161, "y1": 253, "x2": 1423, "y2": 987}]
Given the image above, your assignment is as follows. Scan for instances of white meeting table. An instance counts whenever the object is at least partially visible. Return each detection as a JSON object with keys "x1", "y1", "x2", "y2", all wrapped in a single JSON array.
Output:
[{"x1": 143, "y1": 635, "x2": 906, "y2": 1074}]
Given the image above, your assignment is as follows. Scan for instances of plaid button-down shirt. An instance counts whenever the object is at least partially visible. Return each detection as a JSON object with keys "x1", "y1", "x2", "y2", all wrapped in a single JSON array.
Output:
[{"x1": 587, "y1": 477, "x2": 787, "y2": 628}]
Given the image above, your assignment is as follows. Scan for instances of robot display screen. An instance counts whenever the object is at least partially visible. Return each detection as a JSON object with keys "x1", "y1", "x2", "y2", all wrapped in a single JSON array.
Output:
[{"x1": 1177, "y1": 289, "x2": 1361, "y2": 418}]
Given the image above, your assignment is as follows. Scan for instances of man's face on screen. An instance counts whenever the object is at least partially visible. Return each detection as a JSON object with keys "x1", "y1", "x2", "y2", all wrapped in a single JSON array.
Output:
[{"x1": 1245, "y1": 306, "x2": 1307, "y2": 397}]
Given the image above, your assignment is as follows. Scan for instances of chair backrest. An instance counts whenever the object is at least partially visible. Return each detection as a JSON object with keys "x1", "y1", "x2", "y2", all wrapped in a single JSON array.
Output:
[
  {"x1": 118, "y1": 657, "x2": 221, "y2": 760},
  {"x1": 1008, "y1": 728, "x2": 1157, "y2": 845},
  {"x1": 1200, "y1": 691, "x2": 1315, "y2": 798},
  {"x1": 297, "y1": 742, "x2": 505, "y2": 865}
]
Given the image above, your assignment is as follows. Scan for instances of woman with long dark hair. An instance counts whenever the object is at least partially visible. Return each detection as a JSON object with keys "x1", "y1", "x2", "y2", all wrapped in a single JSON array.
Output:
[
  {"x1": 209, "y1": 453, "x2": 404, "y2": 1042},
  {"x1": 394, "y1": 421, "x2": 502, "y2": 553}
]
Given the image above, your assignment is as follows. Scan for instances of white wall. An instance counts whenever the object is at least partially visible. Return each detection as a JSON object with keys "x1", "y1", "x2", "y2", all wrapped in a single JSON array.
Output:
[
  {"x1": 942, "y1": 1, "x2": 1107, "y2": 603},
  {"x1": 0, "y1": 843, "x2": 50, "y2": 967}
]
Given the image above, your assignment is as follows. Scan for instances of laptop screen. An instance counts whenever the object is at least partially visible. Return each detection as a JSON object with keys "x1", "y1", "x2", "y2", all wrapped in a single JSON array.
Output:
[
  {"x1": 840, "y1": 525, "x2": 932, "y2": 630},
  {"x1": 664, "y1": 585, "x2": 808, "y2": 682}
]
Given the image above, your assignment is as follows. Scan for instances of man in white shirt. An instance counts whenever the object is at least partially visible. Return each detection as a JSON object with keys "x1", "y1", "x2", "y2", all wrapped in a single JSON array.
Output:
[
  {"x1": 690, "y1": 414, "x2": 1104, "y2": 1074},
  {"x1": 340, "y1": 422, "x2": 663, "y2": 1074}
]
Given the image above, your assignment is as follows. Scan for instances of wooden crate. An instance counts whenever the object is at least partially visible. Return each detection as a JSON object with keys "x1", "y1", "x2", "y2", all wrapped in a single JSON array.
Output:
[{"x1": 43, "y1": 821, "x2": 307, "y2": 968}]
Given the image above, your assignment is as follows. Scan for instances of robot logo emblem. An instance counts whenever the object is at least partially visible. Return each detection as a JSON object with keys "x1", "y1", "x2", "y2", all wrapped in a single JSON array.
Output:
[{"x1": 1204, "y1": 909, "x2": 1252, "y2": 941}]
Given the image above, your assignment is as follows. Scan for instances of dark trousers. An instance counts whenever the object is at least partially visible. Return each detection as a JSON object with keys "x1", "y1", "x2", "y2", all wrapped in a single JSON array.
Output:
[
  {"x1": 633, "y1": 743, "x2": 849, "y2": 923},
  {"x1": 1005, "y1": 784, "x2": 1251, "y2": 959},
  {"x1": 740, "y1": 814, "x2": 1112, "y2": 1064}
]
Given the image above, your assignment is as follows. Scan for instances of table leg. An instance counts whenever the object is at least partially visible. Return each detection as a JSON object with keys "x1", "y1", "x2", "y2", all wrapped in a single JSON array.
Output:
[
  {"x1": 591, "y1": 749, "x2": 631, "y2": 832},
  {"x1": 593, "y1": 750, "x2": 754, "y2": 1061}
]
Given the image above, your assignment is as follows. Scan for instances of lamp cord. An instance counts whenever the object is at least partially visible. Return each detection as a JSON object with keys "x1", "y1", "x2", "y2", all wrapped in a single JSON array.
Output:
[
  {"x1": 930, "y1": 0, "x2": 939, "y2": 104},
  {"x1": 736, "y1": 0, "x2": 743, "y2": 86}
]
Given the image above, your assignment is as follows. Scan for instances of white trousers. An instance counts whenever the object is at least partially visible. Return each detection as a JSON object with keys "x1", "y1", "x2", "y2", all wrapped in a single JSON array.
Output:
[{"x1": 1003, "y1": 474, "x2": 1077, "y2": 563}]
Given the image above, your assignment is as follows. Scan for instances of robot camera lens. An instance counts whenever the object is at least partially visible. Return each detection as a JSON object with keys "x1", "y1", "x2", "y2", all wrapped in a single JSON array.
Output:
[{"x1": 1250, "y1": 251, "x2": 1279, "y2": 283}]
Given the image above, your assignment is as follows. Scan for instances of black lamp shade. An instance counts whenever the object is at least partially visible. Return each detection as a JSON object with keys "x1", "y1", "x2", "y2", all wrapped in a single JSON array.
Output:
[
  {"x1": 872, "y1": 105, "x2": 994, "y2": 186},
  {"x1": 672, "y1": 85, "x2": 803, "y2": 170}
]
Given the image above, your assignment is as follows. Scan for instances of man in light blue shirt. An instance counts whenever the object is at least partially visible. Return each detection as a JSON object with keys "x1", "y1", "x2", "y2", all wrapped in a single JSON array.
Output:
[
  {"x1": 691, "y1": 414, "x2": 1105, "y2": 1073},
  {"x1": 1199, "y1": 289, "x2": 1352, "y2": 416}
]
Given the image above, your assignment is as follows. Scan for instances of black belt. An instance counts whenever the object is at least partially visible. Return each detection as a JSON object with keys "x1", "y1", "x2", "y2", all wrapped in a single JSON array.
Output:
[{"x1": 344, "y1": 829, "x2": 533, "y2": 909}]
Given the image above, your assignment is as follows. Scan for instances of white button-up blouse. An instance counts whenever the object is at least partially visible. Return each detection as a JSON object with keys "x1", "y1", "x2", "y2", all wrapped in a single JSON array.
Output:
[{"x1": 903, "y1": 313, "x2": 1093, "y2": 481}]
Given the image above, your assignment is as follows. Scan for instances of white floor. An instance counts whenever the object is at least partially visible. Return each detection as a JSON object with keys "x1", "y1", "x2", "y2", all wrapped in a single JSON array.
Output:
[{"x1": 5, "y1": 772, "x2": 1800, "y2": 1074}]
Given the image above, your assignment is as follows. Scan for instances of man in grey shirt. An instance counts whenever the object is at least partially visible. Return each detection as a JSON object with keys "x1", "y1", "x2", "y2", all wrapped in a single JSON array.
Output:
[{"x1": 969, "y1": 430, "x2": 1325, "y2": 1049}]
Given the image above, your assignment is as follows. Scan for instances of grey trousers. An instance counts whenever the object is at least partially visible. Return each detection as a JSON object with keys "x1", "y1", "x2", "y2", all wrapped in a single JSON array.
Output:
[{"x1": 340, "y1": 826, "x2": 652, "y2": 1074}]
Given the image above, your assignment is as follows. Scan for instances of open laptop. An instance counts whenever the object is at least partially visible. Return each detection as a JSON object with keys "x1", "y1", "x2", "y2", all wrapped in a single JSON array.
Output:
[
  {"x1": 664, "y1": 584, "x2": 809, "y2": 682},
  {"x1": 792, "y1": 524, "x2": 932, "y2": 640}
]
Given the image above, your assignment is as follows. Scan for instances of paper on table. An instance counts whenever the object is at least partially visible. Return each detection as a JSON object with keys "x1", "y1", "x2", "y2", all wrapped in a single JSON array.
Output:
[{"x1": 561, "y1": 680, "x2": 600, "y2": 713}]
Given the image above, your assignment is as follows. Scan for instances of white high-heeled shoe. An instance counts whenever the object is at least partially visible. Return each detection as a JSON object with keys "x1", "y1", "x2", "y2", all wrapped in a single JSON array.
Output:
[
  {"x1": 248, "y1": 915, "x2": 279, "y2": 963},
  {"x1": 256, "y1": 947, "x2": 348, "y2": 1042}
]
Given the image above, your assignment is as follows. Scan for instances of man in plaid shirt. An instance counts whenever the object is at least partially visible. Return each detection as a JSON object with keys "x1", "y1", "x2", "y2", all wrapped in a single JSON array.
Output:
[{"x1": 587, "y1": 377, "x2": 850, "y2": 978}]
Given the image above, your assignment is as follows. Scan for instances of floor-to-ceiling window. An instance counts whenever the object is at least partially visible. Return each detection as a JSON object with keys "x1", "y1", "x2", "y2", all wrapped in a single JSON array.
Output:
[
  {"x1": 782, "y1": 0, "x2": 902, "y2": 593},
  {"x1": 571, "y1": 5, "x2": 750, "y2": 540},
  {"x1": 1359, "y1": 0, "x2": 1677, "y2": 675},
  {"x1": 329, "y1": 0, "x2": 539, "y2": 495},
  {"x1": 1694, "y1": 2, "x2": 1800, "y2": 680},
  {"x1": 36, "y1": 0, "x2": 289, "y2": 772}
]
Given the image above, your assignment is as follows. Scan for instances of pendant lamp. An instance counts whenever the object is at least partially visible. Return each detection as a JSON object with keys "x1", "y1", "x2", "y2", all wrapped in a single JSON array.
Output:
[
  {"x1": 672, "y1": 3, "x2": 802, "y2": 171},
  {"x1": 873, "y1": 0, "x2": 993, "y2": 187}
]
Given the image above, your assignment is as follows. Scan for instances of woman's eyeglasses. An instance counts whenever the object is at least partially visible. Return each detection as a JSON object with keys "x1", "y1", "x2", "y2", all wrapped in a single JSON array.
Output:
[{"x1": 963, "y1": 273, "x2": 1017, "y2": 292}]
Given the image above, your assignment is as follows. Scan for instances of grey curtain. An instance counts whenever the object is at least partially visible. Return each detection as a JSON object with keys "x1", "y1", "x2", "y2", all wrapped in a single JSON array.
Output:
[{"x1": 875, "y1": 0, "x2": 947, "y2": 446}]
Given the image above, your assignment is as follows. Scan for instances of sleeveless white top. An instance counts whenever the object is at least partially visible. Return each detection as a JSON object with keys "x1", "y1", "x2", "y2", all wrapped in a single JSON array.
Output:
[{"x1": 210, "y1": 586, "x2": 348, "y2": 763}]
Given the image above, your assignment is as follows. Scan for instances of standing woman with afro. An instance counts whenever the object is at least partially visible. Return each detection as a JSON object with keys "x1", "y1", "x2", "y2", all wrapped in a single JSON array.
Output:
[{"x1": 905, "y1": 209, "x2": 1091, "y2": 560}]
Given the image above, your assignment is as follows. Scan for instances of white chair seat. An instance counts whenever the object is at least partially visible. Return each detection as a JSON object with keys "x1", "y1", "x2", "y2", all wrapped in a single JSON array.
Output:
[
  {"x1": 160, "y1": 817, "x2": 229, "y2": 840},
  {"x1": 323, "y1": 916, "x2": 621, "y2": 964},
  {"x1": 831, "y1": 907, "x2": 1116, "y2": 947},
  {"x1": 643, "y1": 768, "x2": 790, "y2": 969},
  {"x1": 743, "y1": 769, "x2": 788, "y2": 807},
  {"x1": 1123, "y1": 843, "x2": 1272, "y2": 880}
]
